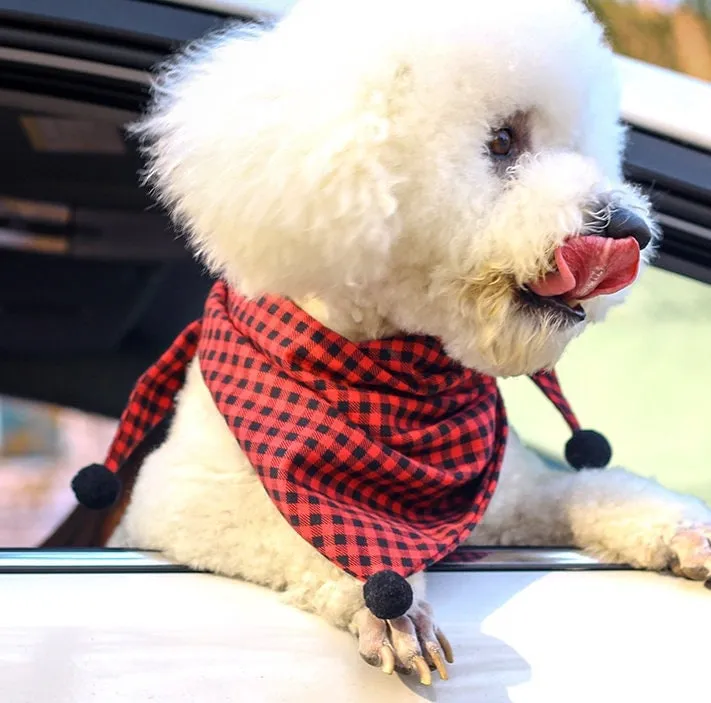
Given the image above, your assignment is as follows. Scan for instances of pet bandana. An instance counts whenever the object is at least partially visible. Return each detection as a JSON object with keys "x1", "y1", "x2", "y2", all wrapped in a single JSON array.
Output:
[{"x1": 72, "y1": 281, "x2": 610, "y2": 599}]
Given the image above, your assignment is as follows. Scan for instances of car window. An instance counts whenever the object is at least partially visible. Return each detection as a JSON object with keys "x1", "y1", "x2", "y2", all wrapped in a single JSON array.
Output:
[
  {"x1": 3, "y1": 274, "x2": 709, "y2": 546},
  {"x1": 0, "y1": 0, "x2": 709, "y2": 550},
  {"x1": 500, "y1": 265, "x2": 711, "y2": 505},
  {"x1": 588, "y1": 0, "x2": 711, "y2": 82}
]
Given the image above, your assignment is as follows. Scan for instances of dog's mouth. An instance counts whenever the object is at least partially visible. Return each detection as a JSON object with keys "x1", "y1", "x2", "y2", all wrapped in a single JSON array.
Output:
[
  {"x1": 518, "y1": 288, "x2": 587, "y2": 323},
  {"x1": 520, "y1": 235, "x2": 641, "y2": 325}
]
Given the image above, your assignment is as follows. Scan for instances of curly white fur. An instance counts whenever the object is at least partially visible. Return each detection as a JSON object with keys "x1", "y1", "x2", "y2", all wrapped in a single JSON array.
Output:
[
  {"x1": 113, "y1": 0, "x2": 710, "y2": 671},
  {"x1": 134, "y1": 0, "x2": 658, "y2": 376}
]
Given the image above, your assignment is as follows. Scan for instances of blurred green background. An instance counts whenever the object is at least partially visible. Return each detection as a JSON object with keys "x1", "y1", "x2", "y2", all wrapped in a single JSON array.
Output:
[{"x1": 501, "y1": 266, "x2": 711, "y2": 505}]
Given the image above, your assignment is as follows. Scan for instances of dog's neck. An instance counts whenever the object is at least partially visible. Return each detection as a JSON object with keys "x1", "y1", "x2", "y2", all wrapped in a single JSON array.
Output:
[{"x1": 296, "y1": 296, "x2": 399, "y2": 342}]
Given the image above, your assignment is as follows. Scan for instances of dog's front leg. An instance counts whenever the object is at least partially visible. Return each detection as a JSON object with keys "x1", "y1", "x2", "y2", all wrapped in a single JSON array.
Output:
[
  {"x1": 472, "y1": 431, "x2": 711, "y2": 584},
  {"x1": 112, "y1": 359, "x2": 453, "y2": 684}
]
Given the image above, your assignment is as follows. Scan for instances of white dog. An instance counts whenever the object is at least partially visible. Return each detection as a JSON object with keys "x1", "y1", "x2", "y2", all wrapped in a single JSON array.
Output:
[{"x1": 82, "y1": 0, "x2": 711, "y2": 684}]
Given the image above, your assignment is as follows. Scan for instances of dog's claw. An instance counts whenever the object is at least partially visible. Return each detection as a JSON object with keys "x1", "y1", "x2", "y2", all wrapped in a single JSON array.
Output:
[
  {"x1": 380, "y1": 645, "x2": 395, "y2": 675},
  {"x1": 352, "y1": 601, "x2": 452, "y2": 684},
  {"x1": 429, "y1": 649, "x2": 449, "y2": 681},
  {"x1": 436, "y1": 628, "x2": 455, "y2": 664},
  {"x1": 413, "y1": 655, "x2": 432, "y2": 686}
]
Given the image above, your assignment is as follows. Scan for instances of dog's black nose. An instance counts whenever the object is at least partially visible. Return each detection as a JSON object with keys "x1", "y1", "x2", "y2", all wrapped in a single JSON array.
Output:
[{"x1": 604, "y1": 208, "x2": 652, "y2": 250}]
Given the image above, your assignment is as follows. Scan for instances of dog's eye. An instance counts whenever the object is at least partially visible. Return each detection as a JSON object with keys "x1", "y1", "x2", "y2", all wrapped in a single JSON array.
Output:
[{"x1": 488, "y1": 128, "x2": 513, "y2": 158}]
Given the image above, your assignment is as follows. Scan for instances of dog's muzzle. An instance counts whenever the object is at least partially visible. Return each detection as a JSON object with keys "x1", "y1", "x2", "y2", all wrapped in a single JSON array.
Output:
[{"x1": 522, "y1": 200, "x2": 652, "y2": 323}]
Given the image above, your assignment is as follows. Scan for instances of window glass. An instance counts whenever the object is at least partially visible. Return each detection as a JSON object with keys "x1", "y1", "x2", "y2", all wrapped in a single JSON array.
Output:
[
  {"x1": 588, "y1": 0, "x2": 711, "y2": 82},
  {"x1": 501, "y1": 266, "x2": 711, "y2": 505}
]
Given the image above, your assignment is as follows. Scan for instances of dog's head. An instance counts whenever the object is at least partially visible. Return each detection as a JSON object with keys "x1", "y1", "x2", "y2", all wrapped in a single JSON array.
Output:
[{"x1": 136, "y1": 0, "x2": 657, "y2": 377}]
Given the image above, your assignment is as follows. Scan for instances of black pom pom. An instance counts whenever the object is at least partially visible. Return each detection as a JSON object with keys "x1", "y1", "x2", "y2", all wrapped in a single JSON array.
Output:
[
  {"x1": 71, "y1": 464, "x2": 122, "y2": 510},
  {"x1": 565, "y1": 429, "x2": 612, "y2": 469},
  {"x1": 363, "y1": 570, "x2": 413, "y2": 620}
]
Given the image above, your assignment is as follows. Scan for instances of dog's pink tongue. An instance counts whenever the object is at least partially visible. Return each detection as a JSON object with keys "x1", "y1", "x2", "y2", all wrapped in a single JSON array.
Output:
[{"x1": 529, "y1": 236, "x2": 641, "y2": 301}]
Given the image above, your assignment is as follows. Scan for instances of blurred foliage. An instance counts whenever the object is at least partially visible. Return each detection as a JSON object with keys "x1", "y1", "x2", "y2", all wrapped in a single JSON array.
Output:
[
  {"x1": 588, "y1": 0, "x2": 711, "y2": 81},
  {"x1": 0, "y1": 399, "x2": 60, "y2": 458}
]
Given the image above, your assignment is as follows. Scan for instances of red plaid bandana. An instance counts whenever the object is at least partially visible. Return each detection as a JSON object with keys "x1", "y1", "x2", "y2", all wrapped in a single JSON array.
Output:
[{"x1": 94, "y1": 280, "x2": 592, "y2": 582}]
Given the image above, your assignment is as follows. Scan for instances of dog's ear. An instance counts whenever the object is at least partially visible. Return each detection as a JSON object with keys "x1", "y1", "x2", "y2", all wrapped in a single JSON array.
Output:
[{"x1": 133, "y1": 22, "x2": 402, "y2": 299}]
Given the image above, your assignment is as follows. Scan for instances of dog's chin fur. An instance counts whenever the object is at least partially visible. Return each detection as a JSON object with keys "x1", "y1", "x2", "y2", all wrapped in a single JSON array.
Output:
[{"x1": 133, "y1": 0, "x2": 657, "y2": 377}]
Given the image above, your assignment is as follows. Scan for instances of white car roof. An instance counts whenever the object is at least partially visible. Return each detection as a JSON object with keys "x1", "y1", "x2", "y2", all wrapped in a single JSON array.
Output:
[
  {"x1": 617, "y1": 55, "x2": 711, "y2": 152},
  {"x1": 169, "y1": 0, "x2": 299, "y2": 19}
]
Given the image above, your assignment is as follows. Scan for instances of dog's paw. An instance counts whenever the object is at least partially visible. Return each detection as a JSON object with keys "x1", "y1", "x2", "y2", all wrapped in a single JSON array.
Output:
[
  {"x1": 668, "y1": 525, "x2": 711, "y2": 587},
  {"x1": 351, "y1": 600, "x2": 453, "y2": 685}
]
